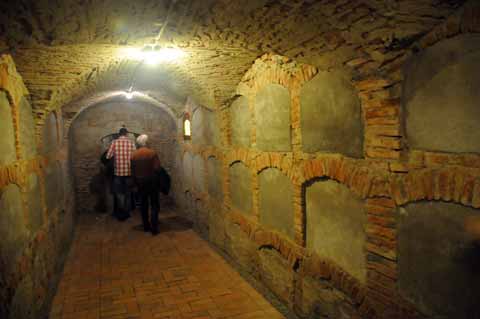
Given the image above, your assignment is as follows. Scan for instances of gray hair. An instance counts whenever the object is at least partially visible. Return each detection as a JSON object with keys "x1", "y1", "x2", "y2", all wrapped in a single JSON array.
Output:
[{"x1": 136, "y1": 134, "x2": 149, "y2": 147}]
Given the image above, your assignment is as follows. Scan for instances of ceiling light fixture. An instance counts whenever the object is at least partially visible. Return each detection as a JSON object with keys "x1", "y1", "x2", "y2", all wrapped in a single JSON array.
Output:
[{"x1": 124, "y1": 86, "x2": 135, "y2": 99}]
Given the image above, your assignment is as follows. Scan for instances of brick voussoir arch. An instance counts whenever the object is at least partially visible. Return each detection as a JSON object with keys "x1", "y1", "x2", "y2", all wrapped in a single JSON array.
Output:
[
  {"x1": 390, "y1": 167, "x2": 480, "y2": 208},
  {"x1": 301, "y1": 155, "x2": 391, "y2": 199},
  {"x1": 227, "y1": 209, "x2": 377, "y2": 318}
]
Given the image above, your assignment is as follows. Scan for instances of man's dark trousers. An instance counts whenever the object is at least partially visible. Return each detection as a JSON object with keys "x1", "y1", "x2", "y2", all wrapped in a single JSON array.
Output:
[
  {"x1": 112, "y1": 176, "x2": 132, "y2": 221},
  {"x1": 136, "y1": 176, "x2": 159, "y2": 233}
]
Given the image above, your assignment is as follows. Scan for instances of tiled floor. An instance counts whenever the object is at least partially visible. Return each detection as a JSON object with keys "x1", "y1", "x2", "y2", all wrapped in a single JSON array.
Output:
[{"x1": 49, "y1": 209, "x2": 286, "y2": 319}]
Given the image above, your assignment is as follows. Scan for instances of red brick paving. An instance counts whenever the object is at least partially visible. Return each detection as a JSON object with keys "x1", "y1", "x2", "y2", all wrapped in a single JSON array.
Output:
[{"x1": 49, "y1": 210, "x2": 286, "y2": 319}]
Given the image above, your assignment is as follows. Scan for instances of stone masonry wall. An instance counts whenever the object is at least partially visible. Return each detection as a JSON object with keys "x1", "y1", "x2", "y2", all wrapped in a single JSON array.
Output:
[
  {"x1": 0, "y1": 54, "x2": 76, "y2": 319},
  {"x1": 174, "y1": 6, "x2": 480, "y2": 319}
]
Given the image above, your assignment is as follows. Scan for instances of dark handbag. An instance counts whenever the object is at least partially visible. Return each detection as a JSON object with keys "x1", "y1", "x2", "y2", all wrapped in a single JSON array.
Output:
[{"x1": 156, "y1": 167, "x2": 171, "y2": 195}]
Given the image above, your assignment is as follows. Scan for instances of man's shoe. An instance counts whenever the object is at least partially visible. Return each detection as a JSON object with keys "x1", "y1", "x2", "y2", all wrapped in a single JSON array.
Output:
[{"x1": 151, "y1": 229, "x2": 159, "y2": 236}]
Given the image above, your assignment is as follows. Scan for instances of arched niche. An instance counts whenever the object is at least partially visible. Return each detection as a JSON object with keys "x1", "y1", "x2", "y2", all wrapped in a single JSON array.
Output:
[
  {"x1": 182, "y1": 152, "x2": 193, "y2": 191},
  {"x1": 230, "y1": 96, "x2": 251, "y2": 147},
  {"x1": 300, "y1": 71, "x2": 363, "y2": 157},
  {"x1": 191, "y1": 108, "x2": 203, "y2": 145},
  {"x1": 255, "y1": 84, "x2": 291, "y2": 151},
  {"x1": 0, "y1": 91, "x2": 17, "y2": 165},
  {"x1": 193, "y1": 154, "x2": 206, "y2": 193},
  {"x1": 44, "y1": 162, "x2": 63, "y2": 212},
  {"x1": 56, "y1": 161, "x2": 65, "y2": 210},
  {"x1": 398, "y1": 201, "x2": 480, "y2": 319},
  {"x1": 25, "y1": 173, "x2": 43, "y2": 234},
  {"x1": 18, "y1": 97, "x2": 37, "y2": 160},
  {"x1": 0, "y1": 184, "x2": 29, "y2": 275},
  {"x1": 205, "y1": 110, "x2": 220, "y2": 147},
  {"x1": 42, "y1": 111, "x2": 59, "y2": 154},
  {"x1": 229, "y1": 162, "x2": 252, "y2": 214},
  {"x1": 207, "y1": 156, "x2": 223, "y2": 200},
  {"x1": 305, "y1": 179, "x2": 366, "y2": 283},
  {"x1": 259, "y1": 168, "x2": 294, "y2": 239},
  {"x1": 404, "y1": 34, "x2": 480, "y2": 153}
]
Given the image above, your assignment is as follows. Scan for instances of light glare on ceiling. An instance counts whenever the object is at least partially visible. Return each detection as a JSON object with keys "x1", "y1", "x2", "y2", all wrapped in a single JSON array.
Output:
[{"x1": 120, "y1": 46, "x2": 186, "y2": 65}]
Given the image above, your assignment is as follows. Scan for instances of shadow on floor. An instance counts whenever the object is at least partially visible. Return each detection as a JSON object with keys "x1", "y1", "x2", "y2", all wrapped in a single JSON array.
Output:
[{"x1": 131, "y1": 213, "x2": 193, "y2": 233}]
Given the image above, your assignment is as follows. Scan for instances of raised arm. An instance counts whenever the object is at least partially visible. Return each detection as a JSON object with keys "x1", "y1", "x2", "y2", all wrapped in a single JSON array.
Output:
[{"x1": 106, "y1": 141, "x2": 115, "y2": 159}]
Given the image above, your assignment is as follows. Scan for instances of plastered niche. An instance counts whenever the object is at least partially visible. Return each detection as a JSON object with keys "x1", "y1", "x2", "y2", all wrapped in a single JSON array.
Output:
[
  {"x1": 229, "y1": 162, "x2": 252, "y2": 214},
  {"x1": 42, "y1": 112, "x2": 58, "y2": 154},
  {"x1": 18, "y1": 97, "x2": 37, "y2": 160},
  {"x1": 404, "y1": 34, "x2": 480, "y2": 153},
  {"x1": 259, "y1": 168, "x2": 294, "y2": 239},
  {"x1": 306, "y1": 179, "x2": 366, "y2": 283},
  {"x1": 398, "y1": 201, "x2": 480, "y2": 319},
  {"x1": 44, "y1": 162, "x2": 63, "y2": 212},
  {"x1": 183, "y1": 152, "x2": 193, "y2": 191},
  {"x1": 207, "y1": 156, "x2": 222, "y2": 200},
  {"x1": 192, "y1": 107, "x2": 219, "y2": 146},
  {"x1": 255, "y1": 84, "x2": 291, "y2": 151},
  {"x1": 300, "y1": 71, "x2": 363, "y2": 157},
  {"x1": 0, "y1": 91, "x2": 17, "y2": 165},
  {"x1": 25, "y1": 173, "x2": 43, "y2": 234},
  {"x1": 193, "y1": 154, "x2": 206, "y2": 193},
  {"x1": 230, "y1": 95, "x2": 251, "y2": 147},
  {"x1": 0, "y1": 184, "x2": 29, "y2": 275}
]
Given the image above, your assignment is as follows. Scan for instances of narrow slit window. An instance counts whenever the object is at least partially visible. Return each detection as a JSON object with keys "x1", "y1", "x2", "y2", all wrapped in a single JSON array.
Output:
[{"x1": 183, "y1": 113, "x2": 191, "y2": 139}]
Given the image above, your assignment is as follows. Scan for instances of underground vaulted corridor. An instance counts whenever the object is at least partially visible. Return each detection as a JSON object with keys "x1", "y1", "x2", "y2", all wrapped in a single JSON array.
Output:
[{"x1": 1, "y1": 1, "x2": 480, "y2": 319}]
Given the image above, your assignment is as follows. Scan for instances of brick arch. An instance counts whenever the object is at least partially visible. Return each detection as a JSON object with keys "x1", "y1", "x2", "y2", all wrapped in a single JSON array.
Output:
[
  {"x1": 12, "y1": 46, "x2": 213, "y2": 139},
  {"x1": 301, "y1": 156, "x2": 390, "y2": 199},
  {"x1": 228, "y1": 210, "x2": 376, "y2": 318},
  {"x1": 63, "y1": 90, "x2": 177, "y2": 141},
  {"x1": 254, "y1": 152, "x2": 293, "y2": 176},
  {"x1": 390, "y1": 167, "x2": 480, "y2": 208},
  {"x1": 244, "y1": 54, "x2": 317, "y2": 93}
]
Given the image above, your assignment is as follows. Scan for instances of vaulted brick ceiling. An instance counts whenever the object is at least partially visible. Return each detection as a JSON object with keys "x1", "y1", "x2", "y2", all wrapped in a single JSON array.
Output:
[{"x1": 0, "y1": 0, "x2": 465, "y2": 124}]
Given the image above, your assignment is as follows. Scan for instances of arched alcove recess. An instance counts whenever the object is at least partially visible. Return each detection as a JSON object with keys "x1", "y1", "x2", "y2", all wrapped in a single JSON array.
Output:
[
  {"x1": 44, "y1": 161, "x2": 62, "y2": 213},
  {"x1": 300, "y1": 70, "x2": 363, "y2": 157},
  {"x1": 69, "y1": 98, "x2": 177, "y2": 214},
  {"x1": 18, "y1": 97, "x2": 37, "y2": 160},
  {"x1": 404, "y1": 34, "x2": 480, "y2": 153},
  {"x1": 258, "y1": 168, "x2": 294, "y2": 239},
  {"x1": 229, "y1": 95, "x2": 251, "y2": 147},
  {"x1": 398, "y1": 200, "x2": 480, "y2": 319},
  {"x1": 191, "y1": 106, "x2": 219, "y2": 147},
  {"x1": 0, "y1": 91, "x2": 17, "y2": 165},
  {"x1": 0, "y1": 184, "x2": 29, "y2": 276},
  {"x1": 24, "y1": 173, "x2": 43, "y2": 234},
  {"x1": 41, "y1": 112, "x2": 58, "y2": 155},
  {"x1": 255, "y1": 84, "x2": 291, "y2": 152},
  {"x1": 305, "y1": 178, "x2": 367, "y2": 283},
  {"x1": 207, "y1": 156, "x2": 223, "y2": 200},
  {"x1": 182, "y1": 152, "x2": 194, "y2": 192},
  {"x1": 229, "y1": 161, "x2": 252, "y2": 215},
  {"x1": 193, "y1": 154, "x2": 206, "y2": 193}
]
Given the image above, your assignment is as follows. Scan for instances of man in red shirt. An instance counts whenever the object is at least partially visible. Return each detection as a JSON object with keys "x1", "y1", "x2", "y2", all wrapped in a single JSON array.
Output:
[
  {"x1": 106, "y1": 127, "x2": 136, "y2": 220},
  {"x1": 131, "y1": 134, "x2": 161, "y2": 235}
]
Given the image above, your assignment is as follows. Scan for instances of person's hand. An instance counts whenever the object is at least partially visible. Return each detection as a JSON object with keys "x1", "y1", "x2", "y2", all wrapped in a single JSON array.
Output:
[{"x1": 465, "y1": 216, "x2": 480, "y2": 241}]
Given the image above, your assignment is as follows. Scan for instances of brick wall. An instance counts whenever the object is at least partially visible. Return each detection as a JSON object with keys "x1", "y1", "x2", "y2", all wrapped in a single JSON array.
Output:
[
  {"x1": 0, "y1": 54, "x2": 76, "y2": 319},
  {"x1": 174, "y1": 8, "x2": 480, "y2": 318},
  {"x1": 69, "y1": 100, "x2": 178, "y2": 214}
]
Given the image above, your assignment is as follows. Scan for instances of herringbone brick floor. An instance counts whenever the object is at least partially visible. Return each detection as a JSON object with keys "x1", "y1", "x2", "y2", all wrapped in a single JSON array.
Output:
[{"x1": 49, "y1": 210, "x2": 286, "y2": 319}]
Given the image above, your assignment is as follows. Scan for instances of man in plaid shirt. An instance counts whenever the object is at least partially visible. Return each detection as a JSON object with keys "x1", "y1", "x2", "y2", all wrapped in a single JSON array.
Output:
[{"x1": 106, "y1": 127, "x2": 136, "y2": 220}]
